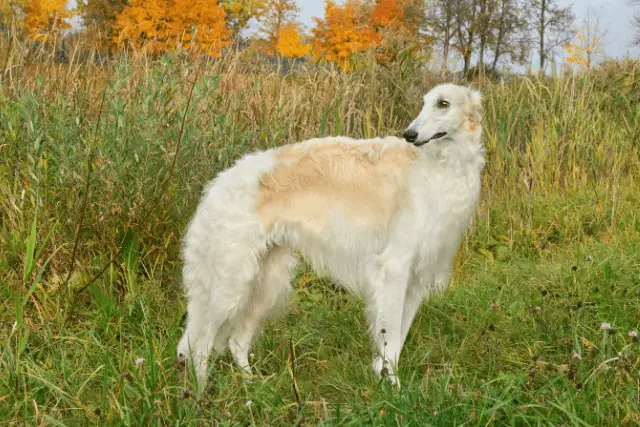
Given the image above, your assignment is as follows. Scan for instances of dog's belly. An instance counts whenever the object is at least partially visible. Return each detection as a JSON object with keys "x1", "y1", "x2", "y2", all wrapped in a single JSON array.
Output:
[{"x1": 268, "y1": 209, "x2": 390, "y2": 295}]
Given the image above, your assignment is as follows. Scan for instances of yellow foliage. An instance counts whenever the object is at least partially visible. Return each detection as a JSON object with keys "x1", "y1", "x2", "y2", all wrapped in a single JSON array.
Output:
[
  {"x1": 276, "y1": 23, "x2": 311, "y2": 58},
  {"x1": 565, "y1": 27, "x2": 602, "y2": 69},
  {"x1": 223, "y1": 0, "x2": 264, "y2": 19},
  {"x1": 257, "y1": 0, "x2": 299, "y2": 55},
  {"x1": 22, "y1": 0, "x2": 71, "y2": 42},
  {"x1": 114, "y1": 0, "x2": 231, "y2": 56}
]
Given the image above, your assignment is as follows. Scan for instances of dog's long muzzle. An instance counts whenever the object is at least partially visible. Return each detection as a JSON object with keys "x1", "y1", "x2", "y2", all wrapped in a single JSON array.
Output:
[{"x1": 406, "y1": 132, "x2": 448, "y2": 147}]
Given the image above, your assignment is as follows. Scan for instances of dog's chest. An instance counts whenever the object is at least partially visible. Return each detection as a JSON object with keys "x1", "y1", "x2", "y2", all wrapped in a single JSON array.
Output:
[
  {"x1": 405, "y1": 165, "x2": 481, "y2": 291},
  {"x1": 411, "y1": 163, "x2": 481, "y2": 255},
  {"x1": 422, "y1": 162, "x2": 480, "y2": 223}
]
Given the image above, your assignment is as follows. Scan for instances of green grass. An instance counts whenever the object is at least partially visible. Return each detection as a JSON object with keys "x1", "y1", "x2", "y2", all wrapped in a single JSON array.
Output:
[
  {"x1": 1, "y1": 52, "x2": 640, "y2": 425},
  {"x1": 2, "y1": 237, "x2": 639, "y2": 425}
]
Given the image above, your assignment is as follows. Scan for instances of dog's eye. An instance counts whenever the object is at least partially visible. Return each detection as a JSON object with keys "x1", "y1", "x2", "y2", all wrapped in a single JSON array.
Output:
[{"x1": 437, "y1": 100, "x2": 450, "y2": 109}]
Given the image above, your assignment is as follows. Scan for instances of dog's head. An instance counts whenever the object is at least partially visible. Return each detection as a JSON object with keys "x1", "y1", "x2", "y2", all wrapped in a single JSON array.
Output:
[{"x1": 403, "y1": 84, "x2": 482, "y2": 147}]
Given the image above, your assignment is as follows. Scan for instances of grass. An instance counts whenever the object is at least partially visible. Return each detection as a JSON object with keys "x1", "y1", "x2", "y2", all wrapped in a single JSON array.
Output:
[{"x1": 1, "y1": 49, "x2": 640, "y2": 425}]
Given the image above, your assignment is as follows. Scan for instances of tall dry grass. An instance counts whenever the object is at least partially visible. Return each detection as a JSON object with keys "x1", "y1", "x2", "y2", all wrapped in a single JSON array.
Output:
[{"x1": 1, "y1": 41, "x2": 639, "y2": 298}]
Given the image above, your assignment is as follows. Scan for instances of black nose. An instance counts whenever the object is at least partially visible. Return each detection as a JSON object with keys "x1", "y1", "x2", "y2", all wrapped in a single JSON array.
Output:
[{"x1": 403, "y1": 129, "x2": 418, "y2": 143}]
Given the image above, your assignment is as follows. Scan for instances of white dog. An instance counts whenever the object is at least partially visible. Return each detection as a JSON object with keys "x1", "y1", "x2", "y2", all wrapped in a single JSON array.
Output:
[{"x1": 177, "y1": 83, "x2": 485, "y2": 388}]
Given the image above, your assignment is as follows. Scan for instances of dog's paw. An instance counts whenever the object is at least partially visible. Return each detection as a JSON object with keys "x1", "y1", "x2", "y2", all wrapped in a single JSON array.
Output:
[
  {"x1": 173, "y1": 354, "x2": 188, "y2": 370},
  {"x1": 385, "y1": 373, "x2": 400, "y2": 388},
  {"x1": 372, "y1": 357, "x2": 400, "y2": 388}
]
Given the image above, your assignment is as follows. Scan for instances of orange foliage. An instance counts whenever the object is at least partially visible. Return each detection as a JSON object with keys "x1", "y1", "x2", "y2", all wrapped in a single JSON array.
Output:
[
  {"x1": 276, "y1": 23, "x2": 311, "y2": 58},
  {"x1": 22, "y1": 0, "x2": 71, "y2": 42},
  {"x1": 370, "y1": 0, "x2": 404, "y2": 27},
  {"x1": 311, "y1": 0, "x2": 378, "y2": 71},
  {"x1": 311, "y1": 0, "x2": 424, "y2": 70},
  {"x1": 114, "y1": 0, "x2": 231, "y2": 56},
  {"x1": 370, "y1": 0, "x2": 421, "y2": 64}
]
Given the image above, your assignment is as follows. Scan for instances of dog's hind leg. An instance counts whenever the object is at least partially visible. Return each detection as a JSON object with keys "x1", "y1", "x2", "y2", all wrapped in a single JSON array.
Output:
[
  {"x1": 177, "y1": 240, "x2": 265, "y2": 388},
  {"x1": 228, "y1": 245, "x2": 296, "y2": 376},
  {"x1": 176, "y1": 270, "x2": 221, "y2": 387}
]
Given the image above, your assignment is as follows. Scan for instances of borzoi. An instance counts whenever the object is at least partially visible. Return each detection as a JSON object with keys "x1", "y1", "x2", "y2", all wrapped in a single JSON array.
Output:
[{"x1": 177, "y1": 83, "x2": 485, "y2": 388}]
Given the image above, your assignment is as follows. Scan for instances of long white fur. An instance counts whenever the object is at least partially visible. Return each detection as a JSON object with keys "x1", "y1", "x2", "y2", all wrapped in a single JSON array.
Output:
[{"x1": 177, "y1": 83, "x2": 485, "y2": 388}]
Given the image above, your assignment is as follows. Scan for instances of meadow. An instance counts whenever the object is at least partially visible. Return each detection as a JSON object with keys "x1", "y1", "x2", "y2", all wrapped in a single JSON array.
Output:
[{"x1": 1, "y1": 49, "x2": 640, "y2": 425}]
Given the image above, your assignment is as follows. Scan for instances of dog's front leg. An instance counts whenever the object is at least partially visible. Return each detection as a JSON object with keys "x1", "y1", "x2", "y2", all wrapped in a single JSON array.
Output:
[{"x1": 366, "y1": 259, "x2": 411, "y2": 388}]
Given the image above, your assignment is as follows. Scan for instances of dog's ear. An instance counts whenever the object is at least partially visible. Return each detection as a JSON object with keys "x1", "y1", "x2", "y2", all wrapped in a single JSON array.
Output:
[
  {"x1": 466, "y1": 87, "x2": 483, "y2": 123},
  {"x1": 466, "y1": 82, "x2": 481, "y2": 91}
]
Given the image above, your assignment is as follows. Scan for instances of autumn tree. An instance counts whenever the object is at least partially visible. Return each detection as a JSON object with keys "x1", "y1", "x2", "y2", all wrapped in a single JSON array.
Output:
[
  {"x1": 370, "y1": 0, "x2": 403, "y2": 28},
  {"x1": 22, "y1": 0, "x2": 71, "y2": 41},
  {"x1": 311, "y1": 0, "x2": 378, "y2": 70},
  {"x1": 256, "y1": 0, "x2": 300, "y2": 55},
  {"x1": 369, "y1": 0, "x2": 425, "y2": 64},
  {"x1": 221, "y1": 0, "x2": 264, "y2": 42},
  {"x1": 276, "y1": 23, "x2": 311, "y2": 58},
  {"x1": 78, "y1": 0, "x2": 128, "y2": 51},
  {"x1": 114, "y1": 0, "x2": 231, "y2": 56},
  {"x1": 528, "y1": 0, "x2": 574, "y2": 72},
  {"x1": 565, "y1": 6, "x2": 606, "y2": 69}
]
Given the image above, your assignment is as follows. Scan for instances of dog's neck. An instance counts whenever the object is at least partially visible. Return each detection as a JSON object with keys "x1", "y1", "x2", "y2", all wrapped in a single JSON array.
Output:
[{"x1": 422, "y1": 133, "x2": 485, "y2": 173}]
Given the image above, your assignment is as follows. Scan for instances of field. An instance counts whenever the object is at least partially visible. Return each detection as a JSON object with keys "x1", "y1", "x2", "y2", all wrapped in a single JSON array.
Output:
[{"x1": 1, "y1": 52, "x2": 640, "y2": 425}]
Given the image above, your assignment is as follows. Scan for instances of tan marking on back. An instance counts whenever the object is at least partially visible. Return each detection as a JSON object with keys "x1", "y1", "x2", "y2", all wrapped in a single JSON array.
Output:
[{"x1": 257, "y1": 140, "x2": 419, "y2": 235}]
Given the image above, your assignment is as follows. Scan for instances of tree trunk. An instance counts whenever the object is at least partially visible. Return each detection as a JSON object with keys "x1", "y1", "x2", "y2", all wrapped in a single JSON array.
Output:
[
  {"x1": 463, "y1": 49, "x2": 471, "y2": 75},
  {"x1": 465, "y1": 30, "x2": 474, "y2": 75},
  {"x1": 490, "y1": 0, "x2": 506, "y2": 71},
  {"x1": 441, "y1": 29, "x2": 450, "y2": 74},
  {"x1": 478, "y1": 0, "x2": 487, "y2": 66},
  {"x1": 539, "y1": 0, "x2": 546, "y2": 71}
]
